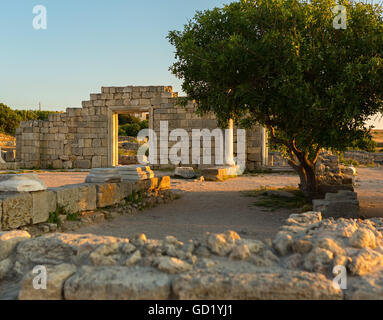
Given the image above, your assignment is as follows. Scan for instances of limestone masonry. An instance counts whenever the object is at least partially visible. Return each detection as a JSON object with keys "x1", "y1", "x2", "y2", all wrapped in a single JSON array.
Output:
[
  {"x1": 15, "y1": 86, "x2": 267, "y2": 170},
  {"x1": 1, "y1": 211, "x2": 383, "y2": 299}
]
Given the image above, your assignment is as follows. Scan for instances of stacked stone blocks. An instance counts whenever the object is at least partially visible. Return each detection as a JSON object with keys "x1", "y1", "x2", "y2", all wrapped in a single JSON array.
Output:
[
  {"x1": 16, "y1": 86, "x2": 265, "y2": 170},
  {"x1": 0, "y1": 176, "x2": 170, "y2": 231}
]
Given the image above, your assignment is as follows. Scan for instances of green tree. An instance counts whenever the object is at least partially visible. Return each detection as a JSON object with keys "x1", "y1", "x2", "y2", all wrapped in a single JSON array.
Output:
[
  {"x1": 168, "y1": 0, "x2": 383, "y2": 199},
  {"x1": 0, "y1": 103, "x2": 22, "y2": 135}
]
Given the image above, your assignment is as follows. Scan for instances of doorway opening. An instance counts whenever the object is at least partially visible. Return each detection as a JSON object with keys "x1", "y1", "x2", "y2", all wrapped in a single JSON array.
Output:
[{"x1": 117, "y1": 111, "x2": 149, "y2": 166}]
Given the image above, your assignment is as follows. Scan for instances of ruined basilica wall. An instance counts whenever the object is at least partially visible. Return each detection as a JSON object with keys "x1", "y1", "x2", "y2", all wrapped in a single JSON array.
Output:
[{"x1": 15, "y1": 86, "x2": 266, "y2": 170}]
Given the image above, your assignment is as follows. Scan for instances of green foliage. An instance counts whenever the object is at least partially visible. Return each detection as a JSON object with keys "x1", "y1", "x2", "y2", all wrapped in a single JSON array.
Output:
[
  {"x1": 118, "y1": 114, "x2": 141, "y2": 125},
  {"x1": 168, "y1": 0, "x2": 383, "y2": 198},
  {"x1": 118, "y1": 115, "x2": 148, "y2": 137},
  {"x1": 126, "y1": 190, "x2": 143, "y2": 204},
  {"x1": 0, "y1": 104, "x2": 22, "y2": 135},
  {"x1": 0, "y1": 103, "x2": 58, "y2": 135},
  {"x1": 119, "y1": 123, "x2": 141, "y2": 137},
  {"x1": 66, "y1": 212, "x2": 81, "y2": 221},
  {"x1": 47, "y1": 206, "x2": 67, "y2": 227},
  {"x1": 48, "y1": 205, "x2": 80, "y2": 226}
]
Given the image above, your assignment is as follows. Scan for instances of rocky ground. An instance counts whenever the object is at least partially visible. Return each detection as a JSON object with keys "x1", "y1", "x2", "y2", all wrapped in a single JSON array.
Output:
[{"x1": 1, "y1": 211, "x2": 383, "y2": 299}]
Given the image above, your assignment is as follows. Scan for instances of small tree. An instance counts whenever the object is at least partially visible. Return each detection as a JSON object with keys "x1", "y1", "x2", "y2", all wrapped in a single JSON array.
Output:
[{"x1": 168, "y1": 0, "x2": 383, "y2": 199}]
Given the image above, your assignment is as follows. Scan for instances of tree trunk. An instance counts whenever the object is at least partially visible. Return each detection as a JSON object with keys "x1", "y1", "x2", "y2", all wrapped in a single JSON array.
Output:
[
  {"x1": 296, "y1": 165, "x2": 318, "y2": 201},
  {"x1": 289, "y1": 151, "x2": 318, "y2": 201}
]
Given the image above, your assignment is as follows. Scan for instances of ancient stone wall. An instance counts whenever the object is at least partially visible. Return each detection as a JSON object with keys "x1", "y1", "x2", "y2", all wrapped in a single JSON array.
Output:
[
  {"x1": 15, "y1": 86, "x2": 266, "y2": 170},
  {"x1": 2, "y1": 211, "x2": 383, "y2": 299}
]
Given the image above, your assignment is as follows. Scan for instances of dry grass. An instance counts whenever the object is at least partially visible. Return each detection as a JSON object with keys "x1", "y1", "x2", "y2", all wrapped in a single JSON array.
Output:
[{"x1": 241, "y1": 186, "x2": 312, "y2": 212}]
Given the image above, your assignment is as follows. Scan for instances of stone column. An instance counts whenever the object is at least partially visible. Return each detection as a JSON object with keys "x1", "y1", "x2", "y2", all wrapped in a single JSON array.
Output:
[{"x1": 225, "y1": 119, "x2": 235, "y2": 166}]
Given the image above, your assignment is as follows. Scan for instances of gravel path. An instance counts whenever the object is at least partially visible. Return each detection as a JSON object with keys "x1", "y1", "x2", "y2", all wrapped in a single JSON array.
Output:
[
  {"x1": 31, "y1": 167, "x2": 383, "y2": 241},
  {"x1": 72, "y1": 173, "x2": 300, "y2": 242}
]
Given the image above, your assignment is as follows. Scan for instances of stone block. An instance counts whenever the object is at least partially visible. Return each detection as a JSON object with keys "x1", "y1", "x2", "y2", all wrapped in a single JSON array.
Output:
[
  {"x1": 86, "y1": 168, "x2": 121, "y2": 184},
  {"x1": 32, "y1": 190, "x2": 57, "y2": 224},
  {"x1": 52, "y1": 159, "x2": 63, "y2": 169},
  {"x1": 174, "y1": 167, "x2": 196, "y2": 179},
  {"x1": 1, "y1": 193, "x2": 33, "y2": 230},
  {"x1": 201, "y1": 167, "x2": 227, "y2": 181},
  {"x1": 0, "y1": 174, "x2": 47, "y2": 192},
  {"x1": 96, "y1": 182, "x2": 132, "y2": 208},
  {"x1": 52, "y1": 184, "x2": 97, "y2": 213},
  {"x1": 73, "y1": 160, "x2": 91, "y2": 169},
  {"x1": 158, "y1": 176, "x2": 171, "y2": 190}
]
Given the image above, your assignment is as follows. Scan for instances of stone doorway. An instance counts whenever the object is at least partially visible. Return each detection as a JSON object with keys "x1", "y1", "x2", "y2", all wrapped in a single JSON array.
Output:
[{"x1": 108, "y1": 106, "x2": 152, "y2": 167}]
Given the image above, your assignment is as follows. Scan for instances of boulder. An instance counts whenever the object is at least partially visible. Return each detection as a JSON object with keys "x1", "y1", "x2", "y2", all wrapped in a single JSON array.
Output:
[
  {"x1": 174, "y1": 167, "x2": 196, "y2": 179},
  {"x1": 64, "y1": 266, "x2": 171, "y2": 300},
  {"x1": 0, "y1": 174, "x2": 46, "y2": 192},
  {"x1": 172, "y1": 270, "x2": 343, "y2": 300},
  {"x1": 18, "y1": 264, "x2": 77, "y2": 300},
  {"x1": 0, "y1": 230, "x2": 31, "y2": 261},
  {"x1": 85, "y1": 168, "x2": 121, "y2": 183},
  {"x1": 156, "y1": 256, "x2": 193, "y2": 274}
]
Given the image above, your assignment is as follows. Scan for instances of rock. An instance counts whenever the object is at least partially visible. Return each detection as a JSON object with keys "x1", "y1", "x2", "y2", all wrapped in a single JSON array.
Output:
[
  {"x1": 316, "y1": 238, "x2": 346, "y2": 257},
  {"x1": 273, "y1": 231, "x2": 293, "y2": 256},
  {"x1": 195, "y1": 245, "x2": 211, "y2": 258},
  {"x1": 174, "y1": 167, "x2": 196, "y2": 179},
  {"x1": 0, "y1": 258, "x2": 13, "y2": 280},
  {"x1": 125, "y1": 250, "x2": 142, "y2": 266},
  {"x1": 342, "y1": 166, "x2": 357, "y2": 176},
  {"x1": 229, "y1": 244, "x2": 251, "y2": 260},
  {"x1": 242, "y1": 239, "x2": 264, "y2": 254},
  {"x1": 250, "y1": 250, "x2": 279, "y2": 267},
  {"x1": 0, "y1": 230, "x2": 31, "y2": 260},
  {"x1": 88, "y1": 243, "x2": 120, "y2": 266},
  {"x1": 15, "y1": 233, "x2": 129, "y2": 268},
  {"x1": 348, "y1": 248, "x2": 383, "y2": 276},
  {"x1": 85, "y1": 168, "x2": 121, "y2": 183},
  {"x1": 156, "y1": 256, "x2": 193, "y2": 274},
  {"x1": 18, "y1": 264, "x2": 77, "y2": 300},
  {"x1": 286, "y1": 254, "x2": 303, "y2": 269},
  {"x1": 198, "y1": 258, "x2": 217, "y2": 269},
  {"x1": 304, "y1": 247, "x2": 334, "y2": 272},
  {"x1": 224, "y1": 230, "x2": 241, "y2": 243},
  {"x1": 347, "y1": 269, "x2": 383, "y2": 300},
  {"x1": 0, "y1": 174, "x2": 47, "y2": 192},
  {"x1": 31, "y1": 190, "x2": 57, "y2": 224},
  {"x1": 172, "y1": 270, "x2": 342, "y2": 300},
  {"x1": 207, "y1": 233, "x2": 233, "y2": 256},
  {"x1": 288, "y1": 212, "x2": 322, "y2": 225},
  {"x1": 350, "y1": 228, "x2": 376, "y2": 249},
  {"x1": 117, "y1": 165, "x2": 154, "y2": 182},
  {"x1": 292, "y1": 239, "x2": 313, "y2": 254},
  {"x1": 313, "y1": 197, "x2": 359, "y2": 219},
  {"x1": 64, "y1": 266, "x2": 171, "y2": 300},
  {"x1": 0, "y1": 193, "x2": 33, "y2": 230}
]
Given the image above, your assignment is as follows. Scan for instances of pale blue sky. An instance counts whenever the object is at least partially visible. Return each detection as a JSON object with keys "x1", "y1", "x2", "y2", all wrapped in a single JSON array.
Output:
[
  {"x1": 0, "y1": 0, "x2": 382, "y2": 128},
  {"x1": 0, "y1": 0, "x2": 226, "y2": 110}
]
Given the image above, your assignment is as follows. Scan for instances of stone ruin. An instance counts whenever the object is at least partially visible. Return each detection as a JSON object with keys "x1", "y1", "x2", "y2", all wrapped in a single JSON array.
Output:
[
  {"x1": 0, "y1": 211, "x2": 382, "y2": 299},
  {"x1": 14, "y1": 86, "x2": 267, "y2": 171}
]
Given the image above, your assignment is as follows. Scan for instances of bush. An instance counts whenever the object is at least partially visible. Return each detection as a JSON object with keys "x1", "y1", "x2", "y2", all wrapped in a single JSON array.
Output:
[
  {"x1": 119, "y1": 123, "x2": 141, "y2": 137},
  {"x1": 0, "y1": 103, "x2": 58, "y2": 135},
  {"x1": 118, "y1": 115, "x2": 148, "y2": 137}
]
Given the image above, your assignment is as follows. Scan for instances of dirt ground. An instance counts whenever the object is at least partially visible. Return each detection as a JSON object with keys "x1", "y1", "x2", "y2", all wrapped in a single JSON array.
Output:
[{"x1": 31, "y1": 167, "x2": 383, "y2": 242}]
